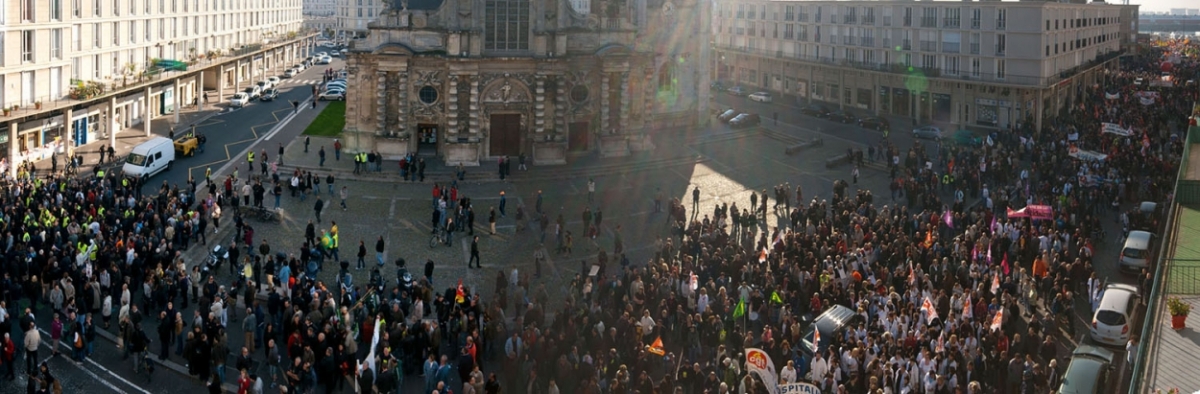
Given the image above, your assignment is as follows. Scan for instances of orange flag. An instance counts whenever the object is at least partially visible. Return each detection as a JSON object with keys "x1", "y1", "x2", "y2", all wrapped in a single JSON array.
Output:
[
  {"x1": 990, "y1": 307, "x2": 1004, "y2": 332},
  {"x1": 455, "y1": 279, "x2": 466, "y2": 304},
  {"x1": 647, "y1": 336, "x2": 665, "y2": 356},
  {"x1": 923, "y1": 231, "x2": 934, "y2": 249}
]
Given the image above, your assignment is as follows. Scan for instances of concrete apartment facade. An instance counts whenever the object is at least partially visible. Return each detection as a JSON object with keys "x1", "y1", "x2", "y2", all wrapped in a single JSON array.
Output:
[
  {"x1": 712, "y1": 0, "x2": 1140, "y2": 132},
  {"x1": 0, "y1": 0, "x2": 308, "y2": 172},
  {"x1": 335, "y1": 0, "x2": 385, "y2": 35}
]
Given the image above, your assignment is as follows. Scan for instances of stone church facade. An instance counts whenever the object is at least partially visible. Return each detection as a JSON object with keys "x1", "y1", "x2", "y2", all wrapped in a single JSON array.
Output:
[{"x1": 342, "y1": 0, "x2": 711, "y2": 165}]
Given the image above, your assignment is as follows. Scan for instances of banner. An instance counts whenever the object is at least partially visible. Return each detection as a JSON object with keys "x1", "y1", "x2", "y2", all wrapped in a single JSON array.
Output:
[
  {"x1": 1101, "y1": 122, "x2": 1132, "y2": 137},
  {"x1": 1104, "y1": 91, "x2": 1120, "y2": 100},
  {"x1": 1006, "y1": 205, "x2": 1053, "y2": 220},
  {"x1": 746, "y1": 348, "x2": 780, "y2": 392},
  {"x1": 1067, "y1": 145, "x2": 1108, "y2": 161},
  {"x1": 1140, "y1": 96, "x2": 1156, "y2": 105},
  {"x1": 779, "y1": 382, "x2": 822, "y2": 394},
  {"x1": 1136, "y1": 90, "x2": 1161, "y2": 105}
]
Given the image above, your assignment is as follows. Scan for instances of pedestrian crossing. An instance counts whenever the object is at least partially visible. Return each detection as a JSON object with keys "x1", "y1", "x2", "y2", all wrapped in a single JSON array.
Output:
[{"x1": 279, "y1": 78, "x2": 323, "y2": 86}]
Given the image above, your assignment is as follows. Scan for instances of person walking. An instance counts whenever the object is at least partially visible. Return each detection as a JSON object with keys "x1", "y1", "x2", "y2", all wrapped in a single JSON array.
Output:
[
  {"x1": 489, "y1": 208, "x2": 497, "y2": 235},
  {"x1": 340, "y1": 186, "x2": 349, "y2": 211},
  {"x1": 852, "y1": 166, "x2": 860, "y2": 184},
  {"x1": 304, "y1": 136, "x2": 310, "y2": 153},
  {"x1": 277, "y1": 143, "x2": 285, "y2": 165},
  {"x1": 314, "y1": 197, "x2": 325, "y2": 223},
  {"x1": 375, "y1": 236, "x2": 386, "y2": 267},
  {"x1": 499, "y1": 191, "x2": 507, "y2": 217},
  {"x1": 318, "y1": 146, "x2": 326, "y2": 167},
  {"x1": 469, "y1": 236, "x2": 481, "y2": 269},
  {"x1": 692, "y1": 186, "x2": 701, "y2": 212},
  {"x1": 23, "y1": 325, "x2": 39, "y2": 376},
  {"x1": 326, "y1": 173, "x2": 335, "y2": 195},
  {"x1": 587, "y1": 178, "x2": 596, "y2": 205}
]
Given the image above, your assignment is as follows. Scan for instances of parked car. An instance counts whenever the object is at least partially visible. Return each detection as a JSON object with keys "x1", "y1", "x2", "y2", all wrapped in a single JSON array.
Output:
[
  {"x1": 1118, "y1": 230, "x2": 1156, "y2": 272},
  {"x1": 950, "y1": 129, "x2": 982, "y2": 147},
  {"x1": 857, "y1": 116, "x2": 890, "y2": 131},
  {"x1": 1089, "y1": 283, "x2": 1140, "y2": 346},
  {"x1": 800, "y1": 104, "x2": 830, "y2": 118},
  {"x1": 319, "y1": 90, "x2": 346, "y2": 101},
  {"x1": 1132, "y1": 201, "x2": 1162, "y2": 232},
  {"x1": 318, "y1": 56, "x2": 333, "y2": 64},
  {"x1": 726, "y1": 86, "x2": 747, "y2": 96},
  {"x1": 340, "y1": 49, "x2": 349, "y2": 56},
  {"x1": 729, "y1": 113, "x2": 761, "y2": 128},
  {"x1": 826, "y1": 110, "x2": 856, "y2": 124},
  {"x1": 243, "y1": 86, "x2": 262, "y2": 100},
  {"x1": 267, "y1": 76, "x2": 281, "y2": 87},
  {"x1": 325, "y1": 82, "x2": 347, "y2": 91},
  {"x1": 230, "y1": 92, "x2": 251, "y2": 108},
  {"x1": 717, "y1": 109, "x2": 739, "y2": 123},
  {"x1": 256, "y1": 80, "x2": 272, "y2": 90},
  {"x1": 913, "y1": 125, "x2": 943, "y2": 140},
  {"x1": 331, "y1": 51, "x2": 341, "y2": 58},
  {"x1": 260, "y1": 88, "x2": 279, "y2": 102},
  {"x1": 294, "y1": 63, "x2": 307, "y2": 71},
  {"x1": 748, "y1": 92, "x2": 773, "y2": 102},
  {"x1": 1057, "y1": 345, "x2": 1115, "y2": 394},
  {"x1": 284, "y1": 68, "x2": 299, "y2": 78}
]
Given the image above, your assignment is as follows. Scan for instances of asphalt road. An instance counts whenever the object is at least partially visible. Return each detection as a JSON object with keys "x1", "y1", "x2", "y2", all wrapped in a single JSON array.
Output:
[{"x1": 140, "y1": 57, "x2": 347, "y2": 195}]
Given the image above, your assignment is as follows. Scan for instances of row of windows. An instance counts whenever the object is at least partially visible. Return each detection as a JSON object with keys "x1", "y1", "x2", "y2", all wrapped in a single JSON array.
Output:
[{"x1": 12, "y1": 0, "x2": 300, "y2": 23}]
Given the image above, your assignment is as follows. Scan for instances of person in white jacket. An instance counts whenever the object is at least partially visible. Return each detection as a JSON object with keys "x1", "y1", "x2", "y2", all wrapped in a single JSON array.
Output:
[
  {"x1": 779, "y1": 360, "x2": 798, "y2": 384},
  {"x1": 810, "y1": 351, "x2": 830, "y2": 382}
]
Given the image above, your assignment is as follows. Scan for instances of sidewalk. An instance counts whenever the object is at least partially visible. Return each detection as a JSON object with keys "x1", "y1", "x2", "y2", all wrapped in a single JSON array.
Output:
[{"x1": 28, "y1": 101, "x2": 228, "y2": 176}]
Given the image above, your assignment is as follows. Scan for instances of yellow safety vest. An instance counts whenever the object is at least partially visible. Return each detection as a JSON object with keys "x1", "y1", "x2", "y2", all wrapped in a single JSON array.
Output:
[{"x1": 248, "y1": 152, "x2": 255, "y2": 162}]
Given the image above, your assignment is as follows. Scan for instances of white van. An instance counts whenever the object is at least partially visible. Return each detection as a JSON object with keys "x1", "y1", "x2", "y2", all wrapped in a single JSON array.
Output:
[
  {"x1": 1090, "y1": 283, "x2": 1139, "y2": 346},
  {"x1": 1119, "y1": 230, "x2": 1154, "y2": 272},
  {"x1": 123, "y1": 137, "x2": 176, "y2": 178}
]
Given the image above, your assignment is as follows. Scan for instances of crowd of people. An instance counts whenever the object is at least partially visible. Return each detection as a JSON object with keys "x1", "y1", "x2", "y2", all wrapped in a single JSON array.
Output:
[{"x1": 0, "y1": 40, "x2": 1192, "y2": 394}]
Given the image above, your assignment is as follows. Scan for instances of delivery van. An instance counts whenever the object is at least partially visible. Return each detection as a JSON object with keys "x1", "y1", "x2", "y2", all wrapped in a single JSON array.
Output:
[{"x1": 123, "y1": 137, "x2": 175, "y2": 178}]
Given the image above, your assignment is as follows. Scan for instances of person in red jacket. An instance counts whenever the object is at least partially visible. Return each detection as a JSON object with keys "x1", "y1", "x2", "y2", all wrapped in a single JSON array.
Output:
[
  {"x1": 1, "y1": 332, "x2": 14, "y2": 380},
  {"x1": 237, "y1": 368, "x2": 252, "y2": 394}
]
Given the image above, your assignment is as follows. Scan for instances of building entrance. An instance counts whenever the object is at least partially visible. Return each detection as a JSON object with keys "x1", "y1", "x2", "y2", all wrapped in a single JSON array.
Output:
[
  {"x1": 569, "y1": 122, "x2": 589, "y2": 152},
  {"x1": 418, "y1": 124, "x2": 438, "y2": 156},
  {"x1": 489, "y1": 114, "x2": 521, "y2": 156}
]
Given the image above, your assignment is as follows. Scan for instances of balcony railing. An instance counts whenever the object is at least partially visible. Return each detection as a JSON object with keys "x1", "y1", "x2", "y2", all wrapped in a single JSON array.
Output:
[
  {"x1": 919, "y1": 40, "x2": 937, "y2": 52},
  {"x1": 882, "y1": 38, "x2": 890, "y2": 48},
  {"x1": 970, "y1": 43, "x2": 980, "y2": 54},
  {"x1": 943, "y1": 18, "x2": 960, "y2": 28},
  {"x1": 920, "y1": 16, "x2": 937, "y2": 28},
  {"x1": 712, "y1": 44, "x2": 1123, "y2": 88},
  {"x1": 844, "y1": 15, "x2": 856, "y2": 24},
  {"x1": 942, "y1": 42, "x2": 960, "y2": 53},
  {"x1": 798, "y1": 33, "x2": 808, "y2": 41},
  {"x1": 862, "y1": 16, "x2": 875, "y2": 25},
  {"x1": 903, "y1": 16, "x2": 911, "y2": 26},
  {"x1": 829, "y1": 15, "x2": 838, "y2": 24},
  {"x1": 996, "y1": 47, "x2": 1005, "y2": 56},
  {"x1": 882, "y1": 16, "x2": 891, "y2": 26},
  {"x1": 997, "y1": 19, "x2": 1006, "y2": 30},
  {"x1": 798, "y1": 13, "x2": 808, "y2": 22},
  {"x1": 902, "y1": 39, "x2": 912, "y2": 50},
  {"x1": 970, "y1": 18, "x2": 980, "y2": 29},
  {"x1": 861, "y1": 37, "x2": 874, "y2": 47},
  {"x1": 784, "y1": 31, "x2": 794, "y2": 39},
  {"x1": 843, "y1": 36, "x2": 854, "y2": 45}
]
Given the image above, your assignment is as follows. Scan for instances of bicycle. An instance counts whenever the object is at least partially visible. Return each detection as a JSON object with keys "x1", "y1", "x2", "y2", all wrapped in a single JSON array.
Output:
[{"x1": 429, "y1": 226, "x2": 448, "y2": 248}]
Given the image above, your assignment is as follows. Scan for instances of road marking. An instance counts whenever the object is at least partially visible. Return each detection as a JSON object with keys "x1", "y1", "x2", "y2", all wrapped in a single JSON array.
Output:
[
  {"x1": 389, "y1": 197, "x2": 397, "y2": 218},
  {"x1": 38, "y1": 328, "x2": 152, "y2": 394},
  {"x1": 263, "y1": 98, "x2": 313, "y2": 141}
]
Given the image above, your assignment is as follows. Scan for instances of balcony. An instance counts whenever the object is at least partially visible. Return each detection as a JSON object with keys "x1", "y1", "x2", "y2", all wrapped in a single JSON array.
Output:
[
  {"x1": 829, "y1": 15, "x2": 838, "y2": 24},
  {"x1": 798, "y1": 13, "x2": 808, "y2": 22},
  {"x1": 784, "y1": 31, "x2": 794, "y2": 39},
  {"x1": 882, "y1": 16, "x2": 891, "y2": 26},
  {"x1": 970, "y1": 43, "x2": 979, "y2": 54},
  {"x1": 844, "y1": 15, "x2": 856, "y2": 24},
  {"x1": 798, "y1": 33, "x2": 808, "y2": 41},
  {"x1": 942, "y1": 42, "x2": 960, "y2": 53},
  {"x1": 997, "y1": 19, "x2": 1006, "y2": 30},
  {"x1": 970, "y1": 18, "x2": 980, "y2": 29},
  {"x1": 920, "y1": 17, "x2": 937, "y2": 28},
  {"x1": 943, "y1": 18, "x2": 960, "y2": 29},
  {"x1": 919, "y1": 40, "x2": 937, "y2": 52},
  {"x1": 862, "y1": 16, "x2": 874, "y2": 25},
  {"x1": 904, "y1": 16, "x2": 911, "y2": 27},
  {"x1": 843, "y1": 36, "x2": 854, "y2": 45},
  {"x1": 882, "y1": 38, "x2": 891, "y2": 48},
  {"x1": 860, "y1": 37, "x2": 875, "y2": 47},
  {"x1": 902, "y1": 39, "x2": 912, "y2": 50},
  {"x1": 995, "y1": 47, "x2": 1005, "y2": 56}
]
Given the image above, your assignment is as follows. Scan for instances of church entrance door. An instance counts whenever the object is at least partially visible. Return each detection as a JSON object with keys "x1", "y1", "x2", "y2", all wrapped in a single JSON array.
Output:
[{"x1": 489, "y1": 114, "x2": 521, "y2": 156}]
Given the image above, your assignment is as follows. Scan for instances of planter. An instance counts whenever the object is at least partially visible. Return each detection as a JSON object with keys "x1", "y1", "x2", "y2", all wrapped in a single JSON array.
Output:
[
  {"x1": 1172, "y1": 314, "x2": 1188, "y2": 330},
  {"x1": 34, "y1": 103, "x2": 42, "y2": 110},
  {"x1": 2, "y1": 110, "x2": 9, "y2": 117}
]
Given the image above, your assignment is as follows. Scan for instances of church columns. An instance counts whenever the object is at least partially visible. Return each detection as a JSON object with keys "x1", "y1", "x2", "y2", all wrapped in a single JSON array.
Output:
[
  {"x1": 448, "y1": 76, "x2": 461, "y2": 136},
  {"x1": 534, "y1": 76, "x2": 546, "y2": 136},
  {"x1": 618, "y1": 72, "x2": 630, "y2": 134},
  {"x1": 397, "y1": 69, "x2": 409, "y2": 135},
  {"x1": 600, "y1": 73, "x2": 611, "y2": 133},
  {"x1": 554, "y1": 75, "x2": 566, "y2": 139},
  {"x1": 469, "y1": 78, "x2": 480, "y2": 135},
  {"x1": 376, "y1": 71, "x2": 388, "y2": 135}
]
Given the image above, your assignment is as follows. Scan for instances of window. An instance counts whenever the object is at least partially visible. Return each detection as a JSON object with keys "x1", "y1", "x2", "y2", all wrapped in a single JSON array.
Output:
[
  {"x1": 159, "y1": 19, "x2": 164, "y2": 39},
  {"x1": 93, "y1": 23, "x2": 100, "y2": 48},
  {"x1": 132, "y1": 0, "x2": 137, "y2": 14},
  {"x1": 94, "y1": 0, "x2": 101, "y2": 16},
  {"x1": 72, "y1": 25, "x2": 80, "y2": 51},
  {"x1": 22, "y1": 31, "x2": 35, "y2": 63},
  {"x1": 996, "y1": 59, "x2": 1005, "y2": 79},
  {"x1": 130, "y1": 22, "x2": 136, "y2": 43},
  {"x1": 112, "y1": 22, "x2": 119, "y2": 46},
  {"x1": 51, "y1": 0, "x2": 63, "y2": 20},
  {"x1": 996, "y1": 9, "x2": 1006, "y2": 30},
  {"x1": 51, "y1": 29, "x2": 63, "y2": 60},
  {"x1": 72, "y1": 57, "x2": 81, "y2": 80},
  {"x1": 145, "y1": 20, "x2": 151, "y2": 41},
  {"x1": 945, "y1": 56, "x2": 959, "y2": 75},
  {"x1": 114, "y1": 0, "x2": 120, "y2": 15},
  {"x1": 22, "y1": 0, "x2": 35, "y2": 21},
  {"x1": 971, "y1": 57, "x2": 980, "y2": 77},
  {"x1": 74, "y1": 0, "x2": 81, "y2": 17},
  {"x1": 93, "y1": 54, "x2": 101, "y2": 79},
  {"x1": 484, "y1": 0, "x2": 530, "y2": 51},
  {"x1": 995, "y1": 34, "x2": 1005, "y2": 56}
]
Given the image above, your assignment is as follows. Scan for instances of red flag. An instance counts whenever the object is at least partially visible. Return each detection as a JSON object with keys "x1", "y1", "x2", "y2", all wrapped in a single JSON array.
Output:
[
  {"x1": 1001, "y1": 253, "x2": 1011, "y2": 275},
  {"x1": 924, "y1": 231, "x2": 934, "y2": 249},
  {"x1": 921, "y1": 297, "x2": 939, "y2": 323},
  {"x1": 990, "y1": 307, "x2": 1004, "y2": 331},
  {"x1": 908, "y1": 263, "x2": 916, "y2": 286},
  {"x1": 758, "y1": 248, "x2": 768, "y2": 263},
  {"x1": 963, "y1": 294, "x2": 972, "y2": 319},
  {"x1": 944, "y1": 211, "x2": 954, "y2": 228},
  {"x1": 936, "y1": 333, "x2": 946, "y2": 354},
  {"x1": 811, "y1": 328, "x2": 821, "y2": 352}
]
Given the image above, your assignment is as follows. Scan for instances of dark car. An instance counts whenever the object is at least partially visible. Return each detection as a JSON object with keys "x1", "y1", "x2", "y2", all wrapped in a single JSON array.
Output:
[
  {"x1": 729, "y1": 113, "x2": 761, "y2": 128},
  {"x1": 800, "y1": 305, "x2": 865, "y2": 358},
  {"x1": 858, "y1": 116, "x2": 890, "y2": 131},
  {"x1": 800, "y1": 104, "x2": 830, "y2": 118},
  {"x1": 826, "y1": 110, "x2": 857, "y2": 124},
  {"x1": 717, "y1": 109, "x2": 739, "y2": 123},
  {"x1": 726, "y1": 86, "x2": 747, "y2": 96},
  {"x1": 260, "y1": 88, "x2": 279, "y2": 102}
]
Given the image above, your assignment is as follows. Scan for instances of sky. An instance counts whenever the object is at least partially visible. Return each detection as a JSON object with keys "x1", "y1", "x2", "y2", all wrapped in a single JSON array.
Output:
[{"x1": 1133, "y1": 0, "x2": 1199, "y2": 14}]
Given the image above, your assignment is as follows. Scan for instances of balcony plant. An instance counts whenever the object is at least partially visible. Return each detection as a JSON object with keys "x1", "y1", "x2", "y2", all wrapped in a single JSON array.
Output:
[
  {"x1": 2, "y1": 107, "x2": 10, "y2": 117},
  {"x1": 34, "y1": 101, "x2": 42, "y2": 110},
  {"x1": 1167, "y1": 296, "x2": 1191, "y2": 330}
]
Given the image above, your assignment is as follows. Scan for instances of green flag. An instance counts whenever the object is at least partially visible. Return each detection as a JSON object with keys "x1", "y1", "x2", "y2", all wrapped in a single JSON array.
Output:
[
  {"x1": 770, "y1": 291, "x2": 784, "y2": 305},
  {"x1": 733, "y1": 299, "x2": 746, "y2": 319}
]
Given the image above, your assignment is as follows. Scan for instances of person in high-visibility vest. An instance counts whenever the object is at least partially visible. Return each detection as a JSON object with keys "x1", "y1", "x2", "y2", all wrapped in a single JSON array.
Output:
[{"x1": 247, "y1": 151, "x2": 255, "y2": 166}]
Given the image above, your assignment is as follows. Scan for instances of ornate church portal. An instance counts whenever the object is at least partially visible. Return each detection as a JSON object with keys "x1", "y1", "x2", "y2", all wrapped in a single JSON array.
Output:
[{"x1": 341, "y1": 0, "x2": 712, "y2": 165}]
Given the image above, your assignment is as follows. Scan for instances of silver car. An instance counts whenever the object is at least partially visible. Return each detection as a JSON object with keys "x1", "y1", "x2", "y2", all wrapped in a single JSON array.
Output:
[{"x1": 913, "y1": 126, "x2": 942, "y2": 140}]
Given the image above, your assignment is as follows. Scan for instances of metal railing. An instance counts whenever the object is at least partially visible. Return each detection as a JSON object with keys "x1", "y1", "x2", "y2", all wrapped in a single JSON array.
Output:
[
  {"x1": 970, "y1": 19, "x2": 980, "y2": 29},
  {"x1": 920, "y1": 16, "x2": 937, "y2": 28},
  {"x1": 970, "y1": 43, "x2": 980, "y2": 54},
  {"x1": 997, "y1": 19, "x2": 1007, "y2": 30},
  {"x1": 943, "y1": 18, "x2": 960, "y2": 28},
  {"x1": 1167, "y1": 264, "x2": 1200, "y2": 294}
]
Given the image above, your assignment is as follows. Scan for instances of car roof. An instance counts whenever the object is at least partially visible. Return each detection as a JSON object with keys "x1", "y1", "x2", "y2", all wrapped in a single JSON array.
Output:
[
  {"x1": 1139, "y1": 201, "x2": 1158, "y2": 213},
  {"x1": 1126, "y1": 230, "x2": 1153, "y2": 245},
  {"x1": 1097, "y1": 284, "x2": 1138, "y2": 311},
  {"x1": 1059, "y1": 345, "x2": 1114, "y2": 394}
]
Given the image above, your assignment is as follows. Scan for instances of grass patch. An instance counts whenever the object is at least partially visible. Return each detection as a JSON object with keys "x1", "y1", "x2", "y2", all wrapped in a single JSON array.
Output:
[{"x1": 302, "y1": 101, "x2": 345, "y2": 137}]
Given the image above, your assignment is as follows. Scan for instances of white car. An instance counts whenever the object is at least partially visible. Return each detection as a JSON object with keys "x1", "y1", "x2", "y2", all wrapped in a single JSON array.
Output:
[
  {"x1": 256, "y1": 80, "x2": 272, "y2": 91},
  {"x1": 284, "y1": 68, "x2": 299, "y2": 78},
  {"x1": 318, "y1": 90, "x2": 345, "y2": 101},
  {"x1": 748, "y1": 92, "x2": 773, "y2": 102},
  {"x1": 230, "y1": 92, "x2": 251, "y2": 107},
  {"x1": 316, "y1": 52, "x2": 328, "y2": 57},
  {"x1": 318, "y1": 56, "x2": 332, "y2": 65},
  {"x1": 1090, "y1": 283, "x2": 1140, "y2": 346},
  {"x1": 267, "y1": 76, "x2": 281, "y2": 87},
  {"x1": 326, "y1": 81, "x2": 347, "y2": 90}
]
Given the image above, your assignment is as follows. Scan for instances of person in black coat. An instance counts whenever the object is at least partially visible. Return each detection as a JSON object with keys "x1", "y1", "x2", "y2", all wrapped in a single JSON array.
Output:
[{"x1": 156, "y1": 312, "x2": 172, "y2": 360}]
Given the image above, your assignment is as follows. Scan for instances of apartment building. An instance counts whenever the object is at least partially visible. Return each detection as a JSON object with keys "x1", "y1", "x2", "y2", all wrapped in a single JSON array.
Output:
[
  {"x1": 0, "y1": 0, "x2": 306, "y2": 171},
  {"x1": 335, "y1": 0, "x2": 384, "y2": 35},
  {"x1": 712, "y1": 0, "x2": 1140, "y2": 131},
  {"x1": 304, "y1": 0, "x2": 336, "y2": 16}
]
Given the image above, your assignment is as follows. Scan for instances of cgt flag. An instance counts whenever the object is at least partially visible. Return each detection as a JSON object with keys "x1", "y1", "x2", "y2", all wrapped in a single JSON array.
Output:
[
  {"x1": 921, "y1": 297, "x2": 939, "y2": 324},
  {"x1": 455, "y1": 279, "x2": 466, "y2": 304},
  {"x1": 990, "y1": 307, "x2": 1004, "y2": 332},
  {"x1": 745, "y1": 348, "x2": 781, "y2": 389},
  {"x1": 811, "y1": 329, "x2": 820, "y2": 353},
  {"x1": 647, "y1": 336, "x2": 666, "y2": 356}
]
